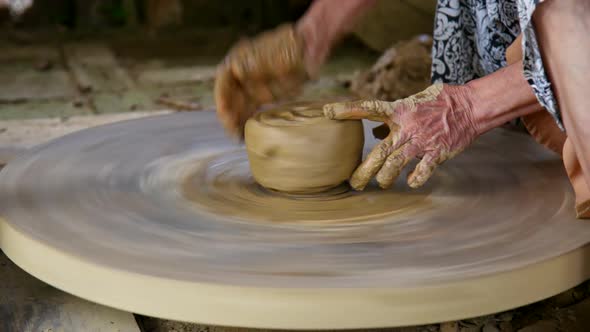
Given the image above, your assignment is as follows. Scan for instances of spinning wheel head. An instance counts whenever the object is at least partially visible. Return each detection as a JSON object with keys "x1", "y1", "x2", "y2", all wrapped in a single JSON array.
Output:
[{"x1": 0, "y1": 110, "x2": 589, "y2": 329}]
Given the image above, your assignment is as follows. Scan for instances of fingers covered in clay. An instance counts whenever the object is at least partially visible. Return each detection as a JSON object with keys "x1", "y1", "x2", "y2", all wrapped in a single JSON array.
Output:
[
  {"x1": 376, "y1": 144, "x2": 418, "y2": 189},
  {"x1": 227, "y1": 25, "x2": 305, "y2": 80},
  {"x1": 214, "y1": 24, "x2": 309, "y2": 138},
  {"x1": 324, "y1": 100, "x2": 395, "y2": 122},
  {"x1": 214, "y1": 65, "x2": 253, "y2": 138},
  {"x1": 329, "y1": 83, "x2": 479, "y2": 190},
  {"x1": 349, "y1": 133, "x2": 394, "y2": 190},
  {"x1": 407, "y1": 153, "x2": 439, "y2": 189}
]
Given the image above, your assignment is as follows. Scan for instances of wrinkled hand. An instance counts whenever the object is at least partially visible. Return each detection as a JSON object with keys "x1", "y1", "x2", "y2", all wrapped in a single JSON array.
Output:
[
  {"x1": 214, "y1": 24, "x2": 310, "y2": 139},
  {"x1": 323, "y1": 84, "x2": 480, "y2": 190}
]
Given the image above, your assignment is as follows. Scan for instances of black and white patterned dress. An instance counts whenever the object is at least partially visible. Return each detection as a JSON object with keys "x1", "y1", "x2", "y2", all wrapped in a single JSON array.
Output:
[{"x1": 430, "y1": 0, "x2": 562, "y2": 129}]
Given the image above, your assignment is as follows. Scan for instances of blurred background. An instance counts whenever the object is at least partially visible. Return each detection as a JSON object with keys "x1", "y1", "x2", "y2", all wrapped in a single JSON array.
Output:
[{"x1": 0, "y1": 0, "x2": 436, "y2": 122}]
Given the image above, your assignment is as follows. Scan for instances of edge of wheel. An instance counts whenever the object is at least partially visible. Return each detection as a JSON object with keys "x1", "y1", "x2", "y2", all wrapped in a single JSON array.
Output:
[{"x1": 1, "y1": 217, "x2": 589, "y2": 329}]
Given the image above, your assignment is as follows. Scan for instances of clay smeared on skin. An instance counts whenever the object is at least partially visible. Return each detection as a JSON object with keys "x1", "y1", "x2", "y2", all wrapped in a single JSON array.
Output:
[
  {"x1": 397, "y1": 83, "x2": 443, "y2": 112},
  {"x1": 323, "y1": 83, "x2": 478, "y2": 191},
  {"x1": 323, "y1": 84, "x2": 443, "y2": 121},
  {"x1": 244, "y1": 103, "x2": 364, "y2": 194},
  {"x1": 323, "y1": 84, "x2": 444, "y2": 190},
  {"x1": 214, "y1": 24, "x2": 310, "y2": 139}
]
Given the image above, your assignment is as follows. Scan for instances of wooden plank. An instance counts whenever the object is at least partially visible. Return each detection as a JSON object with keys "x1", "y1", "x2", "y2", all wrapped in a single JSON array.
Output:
[
  {"x1": 0, "y1": 67, "x2": 76, "y2": 102},
  {"x1": 0, "y1": 250, "x2": 141, "y2": 332},
  {"x1": 0, "y1": 45, "x2": 60, "y2": 63},
  {"x1": 136, "y1": 65, "x2": 216, "y2": 86},
  {"x1": 0, "y1": 44, "x2": 76, "y2": 102},
  {"x1": 63, "y1": 43, "x2": 136, "y2": 93}
]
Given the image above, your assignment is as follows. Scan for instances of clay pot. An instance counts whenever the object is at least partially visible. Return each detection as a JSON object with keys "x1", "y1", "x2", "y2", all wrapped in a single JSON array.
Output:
[{"x1": 244, "y1": 103, "x2": 364, "y2": 194}]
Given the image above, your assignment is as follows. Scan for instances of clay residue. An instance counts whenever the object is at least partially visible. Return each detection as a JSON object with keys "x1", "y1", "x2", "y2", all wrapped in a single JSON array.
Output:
[
  {"x1": 349, "y1": 35, "x2": 433, "y2": 101},
  {"x1": 256, "y1": 106, "x2": 325, "y2": 127},
  {"x1": 181, "y1": 150, "x2": 430, "y2": 224}
]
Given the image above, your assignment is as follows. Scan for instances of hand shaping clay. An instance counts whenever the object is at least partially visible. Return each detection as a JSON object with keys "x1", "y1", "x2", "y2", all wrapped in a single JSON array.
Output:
[{"x1": 244, "y1": 103, "x2": 364, "y2": 194}]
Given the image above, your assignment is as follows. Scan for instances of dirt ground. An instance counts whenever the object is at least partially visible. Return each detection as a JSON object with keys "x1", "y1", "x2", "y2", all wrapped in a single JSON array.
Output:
[{"x1": 0, "y1": 29, "x2": 589, "y2": 332}]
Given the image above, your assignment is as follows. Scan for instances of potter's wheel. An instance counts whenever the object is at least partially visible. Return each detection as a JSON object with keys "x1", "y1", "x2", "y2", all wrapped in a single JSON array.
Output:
[{"x1": 1, "y1": 111, "x2": 590, "y2": 329}]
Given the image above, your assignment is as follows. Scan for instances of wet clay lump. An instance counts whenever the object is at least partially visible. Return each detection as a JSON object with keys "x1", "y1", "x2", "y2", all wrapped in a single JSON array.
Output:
[{"x1": 244, "y1": 103, "x2": 364, "y2": 194}]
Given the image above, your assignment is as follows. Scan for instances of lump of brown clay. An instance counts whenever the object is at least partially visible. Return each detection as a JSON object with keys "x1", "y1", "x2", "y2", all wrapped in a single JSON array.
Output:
[
  {"x1": 349, "y1": 34, "x2": 433, "y2": 101},
  {"x1": 244, "y1": 103, "x2": 364, "y2": 194}
]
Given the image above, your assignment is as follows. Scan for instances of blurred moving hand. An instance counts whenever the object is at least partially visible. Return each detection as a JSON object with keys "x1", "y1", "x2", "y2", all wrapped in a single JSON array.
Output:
[
  {"x1": 214, "y1": 24, "x2": 312, "y2": 139},
  {"x1": 213, "y1": 0, "x2": 378, "y2": 139}
]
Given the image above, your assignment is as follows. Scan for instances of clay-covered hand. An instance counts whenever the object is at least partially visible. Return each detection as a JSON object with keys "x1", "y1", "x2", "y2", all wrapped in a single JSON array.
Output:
[
  {"x1": 323, "y1": 84, "x2": 480, "y2": 190},
  {"x1": 214, "y1": 24, "x2": 310, "y2": 139}
]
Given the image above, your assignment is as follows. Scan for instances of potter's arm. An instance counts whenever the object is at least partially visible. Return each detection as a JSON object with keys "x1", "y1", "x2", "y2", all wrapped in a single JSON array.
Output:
[
  {"x1": 467, "y1": 62, "x2": 542, "y2": 135},
  {"x1": 296, "y1": 0, "x2": 378, "y2": 75}
]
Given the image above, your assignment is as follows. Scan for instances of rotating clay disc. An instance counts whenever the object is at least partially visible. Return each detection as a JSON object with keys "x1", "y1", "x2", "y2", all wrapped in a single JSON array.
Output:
[{"x1": 1, "y1": 110, "x2": 590, "y2": 329}]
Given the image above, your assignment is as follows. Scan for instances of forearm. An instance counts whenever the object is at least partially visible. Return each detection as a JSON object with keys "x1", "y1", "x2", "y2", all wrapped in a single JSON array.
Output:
[
  {"x1": 533, "y1": 0, "x2": 590, "y2": 192},
  {"x1": 296, "y1": 0, "x2": 378, "y2": 74},
  {"x1": 467, "y1": 62, "x2": 543, "y2": 135}
]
